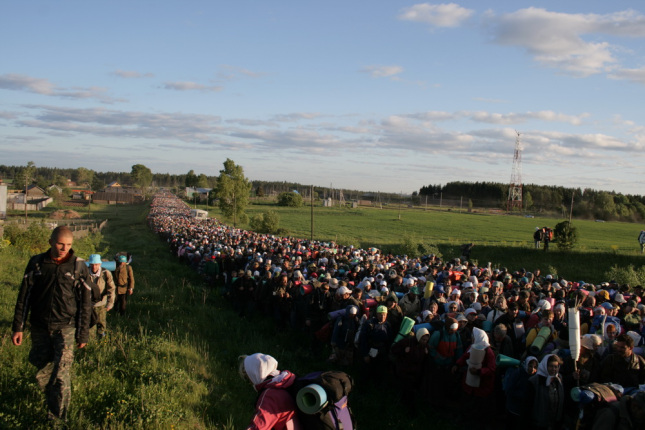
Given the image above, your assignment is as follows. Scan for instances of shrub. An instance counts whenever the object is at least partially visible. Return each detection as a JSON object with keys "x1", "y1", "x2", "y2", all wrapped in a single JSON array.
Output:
[
  {"x1": 277, "y1": 192, "x2": 303, "y2": 207},
  {"x1": 554, "y1": 221, "x2": 578, "y2": 251},
  {"x1": 604, "y1": 264, "x2": 645, "y2": 288},
  {"x1": 249, "y1": 210, "x2": 280, "y2": 234},
  {"x1": 399, "y1": 234, "x2": 442, "y2": 259}
]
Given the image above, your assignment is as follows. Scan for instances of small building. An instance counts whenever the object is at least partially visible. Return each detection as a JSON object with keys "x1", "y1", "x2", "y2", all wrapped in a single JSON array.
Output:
[{"x1": 190, "y1": 209, "x2": 208, "y2": 219}]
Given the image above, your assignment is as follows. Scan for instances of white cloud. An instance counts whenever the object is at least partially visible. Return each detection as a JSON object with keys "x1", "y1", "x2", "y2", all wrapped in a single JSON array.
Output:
[
  {"x1": 608, "y1": 67, "x2": 645, "y2": 84},
  {"x1": 483, "y1": 8, "x2": 645, "y2": 77},
  {"x1": 0, "y1": 74, "x2": 56, "y2": 94},
  {"x1": 163, "y1": 81, "x2": 223, "y2": 92},
  {"x1": 361, "y1": 65, "x2": 404, "y2": 79},
  {"x1": 216, "y1": 65, "x2": 266, "y2": 81},
  {"x1": 399, "y1": 3, "x2": 474, "y2": 28},
  {"x1": 112, "y1": 70, "x2": 154, "y2": 79},
  {"x1": 0, "y1": 73, "x2": 125, "y2": 104}
]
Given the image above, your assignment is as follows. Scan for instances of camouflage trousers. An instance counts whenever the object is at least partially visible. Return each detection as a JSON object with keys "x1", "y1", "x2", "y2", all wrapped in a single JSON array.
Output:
[
  {"x1": 94, "y1": 305, "x2": 107, "y2": 336},
  {"x1": 28, "y1": 326, "x2": 76, "y2": 420}
]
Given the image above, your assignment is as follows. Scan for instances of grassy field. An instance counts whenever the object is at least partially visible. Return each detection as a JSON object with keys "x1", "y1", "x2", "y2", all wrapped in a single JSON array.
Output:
[
  {"x1": 0, "y1": 203, "x2": 460, "y2": 429},
  {"x1": 1, "y1": 199, "x2": 644, "y2": 428},
  {"x1": 205, "y1": 201, "x2": 645, "y2": 284}
]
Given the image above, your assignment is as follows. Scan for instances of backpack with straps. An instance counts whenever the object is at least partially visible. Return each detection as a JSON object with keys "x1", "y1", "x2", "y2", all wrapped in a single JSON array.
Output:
[
  {"x1": 32, "y1": 254, "x2": 102, "y2": 328},
  {"x1": 289, "y1": 370, "x2": 356, "y2": 430}
]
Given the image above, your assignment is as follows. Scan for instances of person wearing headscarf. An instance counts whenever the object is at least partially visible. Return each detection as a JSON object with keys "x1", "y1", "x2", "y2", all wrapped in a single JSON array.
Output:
[
  {"x1": 524, "y1": 354, "x2": 565, "y2": 430},
  {"x1": 453, "y1": 327, "x2": 497, "y2": 423},
  {"x1": 504, "y1": 356, "x2": 538, "y2": 430},
  {"x1": 239, "y1": 353, "x2": 302, "y2": 430}
]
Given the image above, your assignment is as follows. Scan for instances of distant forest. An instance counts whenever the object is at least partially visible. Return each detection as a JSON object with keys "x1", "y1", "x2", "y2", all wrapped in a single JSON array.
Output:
[
  {"x1": 1, "y1": 165, "x2": 644, "y2": 222},
  {"x1": 420, "y1": 181, "x2": 645, "y2": 222}
]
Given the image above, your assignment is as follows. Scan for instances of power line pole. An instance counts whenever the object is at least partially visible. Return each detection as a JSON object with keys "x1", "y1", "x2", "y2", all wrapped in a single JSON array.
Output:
[{"x1": 507, "y1": 131, "x2": 523, "y2": 212}]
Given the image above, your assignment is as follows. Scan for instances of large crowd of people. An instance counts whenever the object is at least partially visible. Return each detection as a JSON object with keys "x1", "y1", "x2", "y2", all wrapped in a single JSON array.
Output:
[{"x1": 148, "y1": 192, "x2": 645, "y2": 430}]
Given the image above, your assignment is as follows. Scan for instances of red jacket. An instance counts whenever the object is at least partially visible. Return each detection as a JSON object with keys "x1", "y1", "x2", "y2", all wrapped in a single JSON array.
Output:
[
  {"x1": 247, "y1": 371, "x2": 302, "y2": 430},
  {"x1": 456, "y1": 346, "x2": 496, "y2": 398}
]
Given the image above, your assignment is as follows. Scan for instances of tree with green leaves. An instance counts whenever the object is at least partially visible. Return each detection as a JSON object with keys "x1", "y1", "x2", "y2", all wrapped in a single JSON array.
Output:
[
  {"x1": 215, "y1": 159, "x2": 252, "y2": 227},
  {"x1": 250, "y1": 210, "x2": 280, "y2": 234},
  {"x1": 185, "y1": 170, "x2": 198, "y2": 188},
  {"x1": 75, "y1": 167, "x2": 94, "y2": 187},
  {"x1": 14, "y1": 161, "x2": 36, "y2": 192},
  {"x1": 554, "y1": 220, "x2": 578, "y2": 251},
  {"x1": 197, "y1": 173, "x2": 210, "y2": 188},
  {"x1": 277, "y1": 191, "x2": 303, "y2": 207},
  {"x1": 130, "y1": 164, "x2": 153, "y2": 197}
]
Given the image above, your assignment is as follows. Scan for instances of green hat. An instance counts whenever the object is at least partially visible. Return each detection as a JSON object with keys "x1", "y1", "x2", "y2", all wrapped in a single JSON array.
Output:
[{"x1": 376, "y1": 305, "x2": 388, "y2": 314}]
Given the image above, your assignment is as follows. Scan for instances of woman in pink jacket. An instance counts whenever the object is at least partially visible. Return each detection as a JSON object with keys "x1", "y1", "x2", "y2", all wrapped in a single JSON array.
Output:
[{"x1": 240, "y1": 353, "x2": 302, "y2": 430}]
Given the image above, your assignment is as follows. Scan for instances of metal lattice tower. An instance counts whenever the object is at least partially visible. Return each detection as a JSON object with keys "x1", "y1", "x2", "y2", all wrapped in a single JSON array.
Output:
[{"x1": 507, "y1": 131, "x2": 523, "y2": 212}]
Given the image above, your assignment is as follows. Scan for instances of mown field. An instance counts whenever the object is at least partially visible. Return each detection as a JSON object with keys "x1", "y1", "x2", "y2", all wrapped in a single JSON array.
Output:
[
  {"x1": 216, "y1": 201, "x2": 645, "y2": 284},
  {"x1": 1, "y1": 199, "x2": 643, "y2": 428}
]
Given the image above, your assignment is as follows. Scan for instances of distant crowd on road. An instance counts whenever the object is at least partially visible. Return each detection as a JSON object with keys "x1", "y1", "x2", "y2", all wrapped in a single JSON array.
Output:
[{"x1": 148, "y1": 192, "x2": 645, "y2": 430}]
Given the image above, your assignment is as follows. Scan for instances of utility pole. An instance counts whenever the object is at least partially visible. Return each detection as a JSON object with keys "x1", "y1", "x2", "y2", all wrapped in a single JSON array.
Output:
[
  {"x1": 233, "y1": 191, "x2": 237, "y2": 228},
  {"x1": 310, "y1": 185, "x2": 314, "y2": 242},
  {"x1": 24, "y1": 175, "x2": 28, "y2": 223}
]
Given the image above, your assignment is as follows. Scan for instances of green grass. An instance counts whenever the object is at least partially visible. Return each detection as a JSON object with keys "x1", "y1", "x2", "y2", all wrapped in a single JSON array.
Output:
[
  {"x1": 1, "y1": 203, "x2": 459, "y2": 429},
  {"x1": 206, "y1": 202, "x2": 645, "y2": 284},
  {"x1": 2, "y1": 200, "x2": 644, "y2": 429}
]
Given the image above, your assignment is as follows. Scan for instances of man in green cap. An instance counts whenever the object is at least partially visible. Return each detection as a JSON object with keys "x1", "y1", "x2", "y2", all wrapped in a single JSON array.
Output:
[{"x1": 358, "y1": 305, "x2": 394, "y2": 379}]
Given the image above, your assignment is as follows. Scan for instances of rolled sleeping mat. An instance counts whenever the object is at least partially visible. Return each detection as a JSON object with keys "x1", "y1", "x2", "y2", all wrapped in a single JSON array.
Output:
[
  {"x1": 413, "y1": 323, "x2": 432, "y2": 333},
  {"x1": 496, "y1": 354, "x2": 521, "y2": 368},
  {"x1": 424, "y1": 281, "x2": 434, "y2": 299},
  {"x1": 570, "y1": 387, "x2": 595, "y2": 404},
  {"x1": 568, "y1": 308, "x2": 581, "y2": 361},
  {"x1": 300, "y1": 284, "x2": 314, "y2": 295},
  {"x1": 85, "y1": 260, "x2": 116, "y2": 271},
  {"x1": 529, "y1": 326, "x2": 552, "y2": 356},
  {"x1": 395, "y1": 292, "x2": 404, "y2": 299},
  {"x1": 546, "y1": 297, "x2": 555, "y2": 308},
  {"x1": 296, "y1": 384, "x2": 328, "y2": 414},
  {"x1": 482, "y1": 320, "x2": 493, "y2": 332},
  {"x1": 518, "y1": 310, "x2": 528, "y2": 319},
  {"x1": 394, "y1": 316, "x2": 416, "y2": 343},
  {"x1": 364, "y1": 298, "x2": 378, "y2": 308}
]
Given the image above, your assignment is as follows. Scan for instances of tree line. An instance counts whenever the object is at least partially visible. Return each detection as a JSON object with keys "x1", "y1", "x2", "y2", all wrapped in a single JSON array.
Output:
[{"x1": 419, "y1": 181, "x2": 645, "y2": 222}]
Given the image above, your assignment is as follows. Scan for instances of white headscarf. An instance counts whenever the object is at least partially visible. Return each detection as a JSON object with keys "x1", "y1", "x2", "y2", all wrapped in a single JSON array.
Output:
[
  {"x1": 243, "y1": 353, "x2": 280, "y2": 386},
  {"x1": 537, "y1": 354, "x2": 561, "y2": 387},
  {"x1": 523, "y1": 356, "x2": 538, "y2": 373},
  {"x1": 471, "y1": 327, "x2": 490, "y2": 349}
]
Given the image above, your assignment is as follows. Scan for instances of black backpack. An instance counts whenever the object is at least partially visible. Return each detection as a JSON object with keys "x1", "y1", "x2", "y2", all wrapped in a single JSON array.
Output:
[{"x1": 289, "y1": 370, "x2": 356, "y2": 430}]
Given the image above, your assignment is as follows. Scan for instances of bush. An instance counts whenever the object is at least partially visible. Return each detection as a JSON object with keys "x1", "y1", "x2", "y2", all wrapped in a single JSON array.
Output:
[
  {"x1": 277, "y1": 192, "x2": 303, "y2": 207},
  {"x1": 399, "y1": 234, "x2": 442, "y2": 259},
  {"x1": 604, "y1": 264, "x2": 645, "y2": 288},
  {"x1": 3, "y1": 222, "x2": 51, "y2": 254},
  {"x1": 249, "y1": 210, "x2": 280, "y2": 234},
  {"x1": 554, "y1": 220, "x2": 578, "y2": 251}
]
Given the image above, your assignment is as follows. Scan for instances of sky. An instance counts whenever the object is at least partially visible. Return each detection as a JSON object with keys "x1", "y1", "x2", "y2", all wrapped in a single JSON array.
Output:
[{"x1": 1, "y1": 1, "x2": 644, "y2": 195}]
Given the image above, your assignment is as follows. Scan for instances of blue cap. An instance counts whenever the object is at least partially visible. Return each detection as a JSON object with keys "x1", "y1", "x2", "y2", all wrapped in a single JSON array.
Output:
[
  {"x1": 118, "y1": 255, "x2": 128, "y2": 263},
  {"x1": 88, "y1": 254, "x2": 102, "y2": 265}
]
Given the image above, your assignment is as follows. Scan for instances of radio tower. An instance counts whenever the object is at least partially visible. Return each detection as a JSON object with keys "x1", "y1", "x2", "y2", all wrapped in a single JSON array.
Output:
[{"x1": 507, "y1": 131, "x2": 523, "y2": 212}]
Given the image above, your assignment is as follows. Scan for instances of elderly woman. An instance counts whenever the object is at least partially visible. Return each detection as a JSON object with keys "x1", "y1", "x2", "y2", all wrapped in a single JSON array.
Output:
[{"x1": 524, "y1": 354, "x2": 565, "y2": 430}]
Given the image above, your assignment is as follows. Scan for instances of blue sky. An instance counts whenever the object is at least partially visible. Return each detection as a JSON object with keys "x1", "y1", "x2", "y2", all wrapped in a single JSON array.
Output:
[{"x1": 1, "y1": 1, "x2": 644, "y2": 195}]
